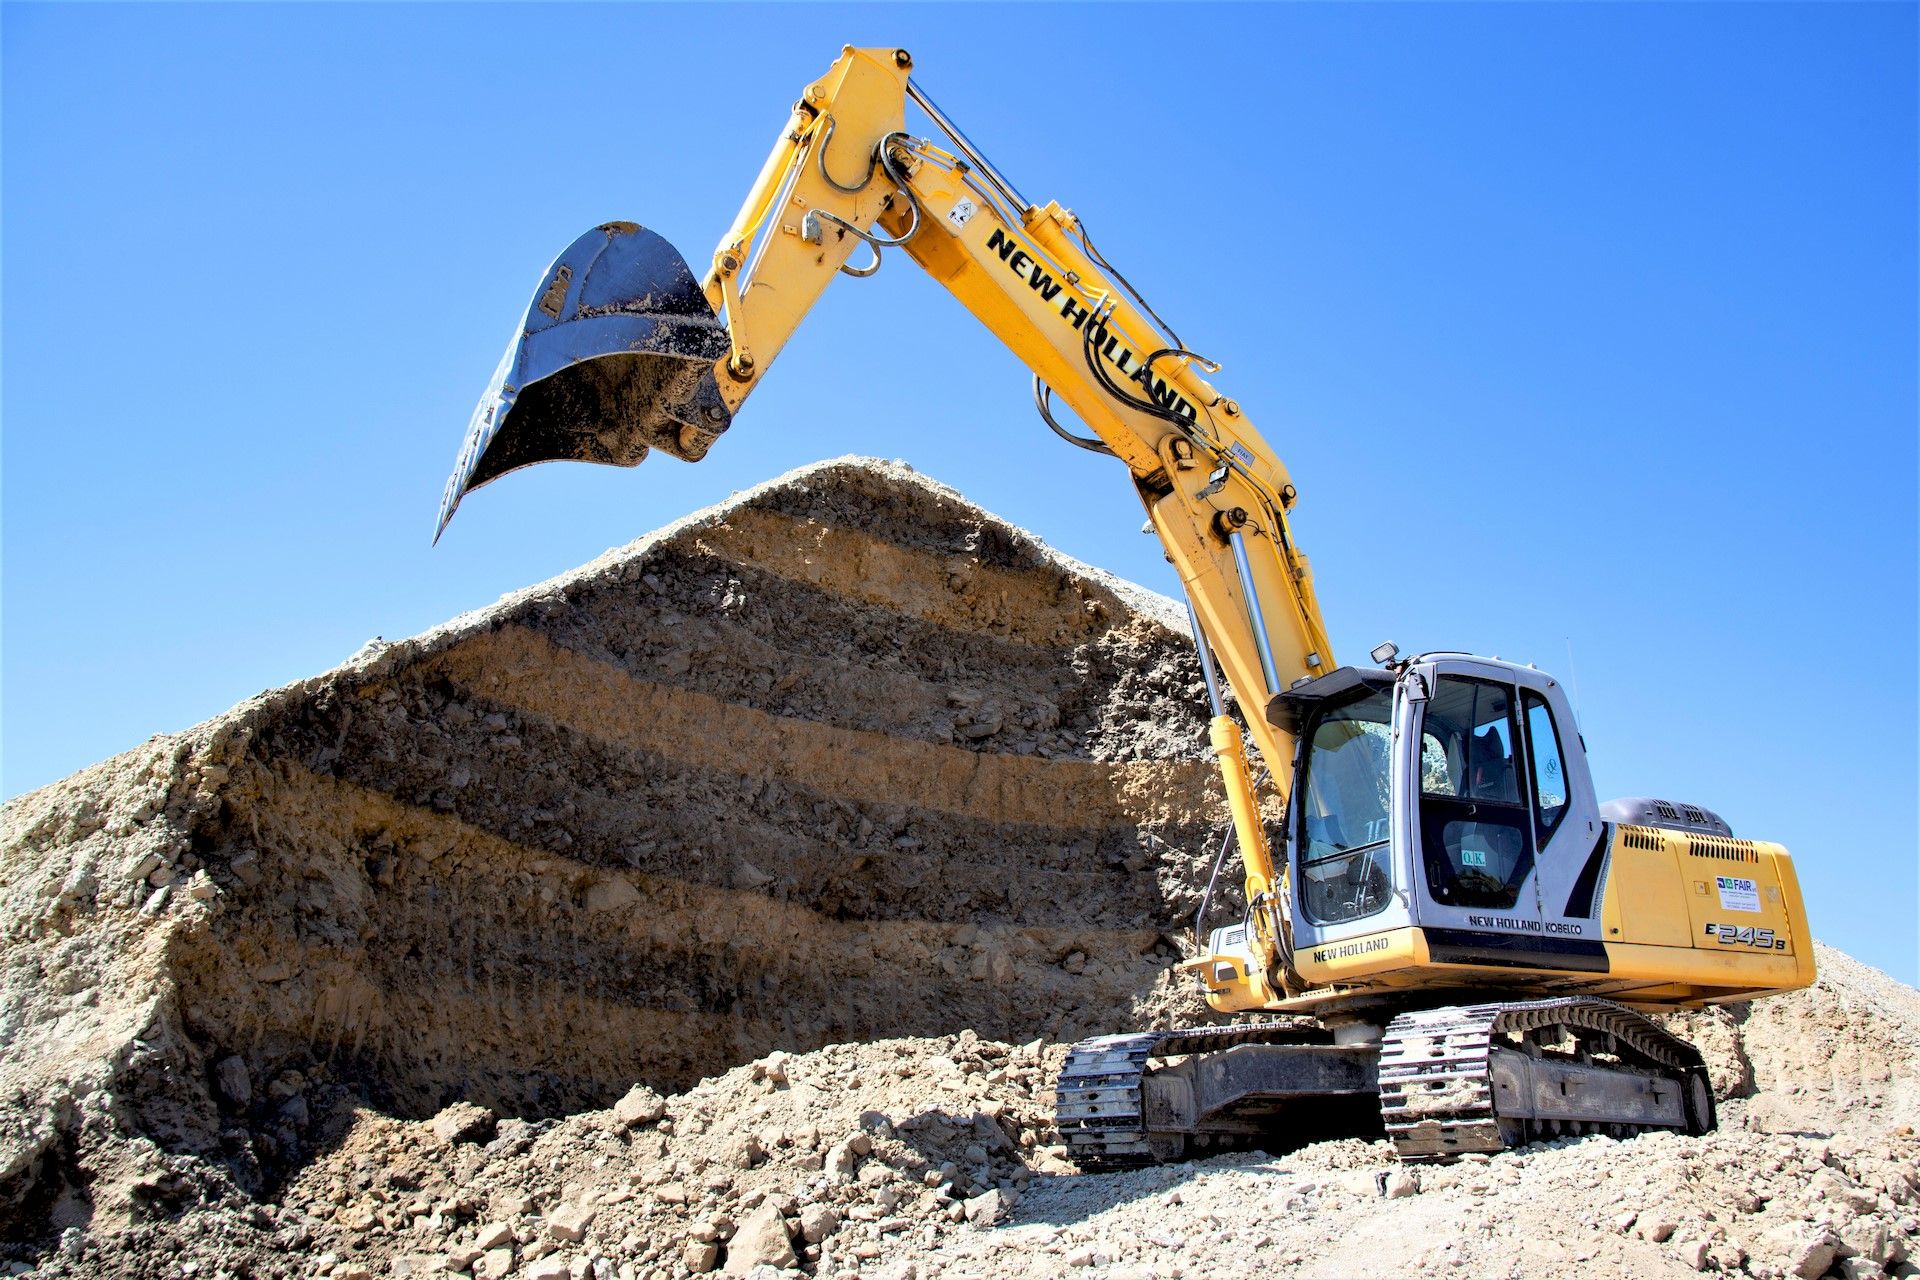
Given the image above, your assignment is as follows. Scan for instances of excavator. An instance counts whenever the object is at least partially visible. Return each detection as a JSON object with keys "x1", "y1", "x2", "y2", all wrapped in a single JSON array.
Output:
[{"x1": 433, "y1": 47, "x2": 1815, "y2": 1165}]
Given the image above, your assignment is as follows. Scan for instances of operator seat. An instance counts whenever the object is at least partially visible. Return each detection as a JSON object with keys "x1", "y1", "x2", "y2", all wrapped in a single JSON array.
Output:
[{"x1": 1469, "y1": 728, "x2": 1514, "y2": 801}]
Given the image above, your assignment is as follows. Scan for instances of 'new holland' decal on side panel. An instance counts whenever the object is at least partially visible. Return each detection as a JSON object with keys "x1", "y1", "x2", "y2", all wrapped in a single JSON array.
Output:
[{"x1": 984, "y1": 228, "x2": 1198, "y2": 423}]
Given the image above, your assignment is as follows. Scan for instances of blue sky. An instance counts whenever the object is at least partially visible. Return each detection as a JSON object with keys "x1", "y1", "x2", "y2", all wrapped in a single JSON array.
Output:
[{"x1": 4, "y1": 4, "x2": 1915, "y2": 983}]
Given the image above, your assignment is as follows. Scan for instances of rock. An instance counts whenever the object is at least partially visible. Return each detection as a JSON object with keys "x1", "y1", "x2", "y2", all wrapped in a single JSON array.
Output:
[
  {"x1": 682, "y1": 1242, "x2": 719, "y2": 1274},
  {"x1": 253, "y1": 959, "x2": 291, "y2": 983},
  {"x1": 228, "y1": 849, "x2": 261, "y2": 886},
  {"x1": 586, "y1": 878, "x2": 641, "y2": 913},
  {"x1": 1381, "y1": 1169, "x2": 1420, "y2": 1199},
  {"x1": 475, "y1": 1249, "x2": 513, "y2": 1280},
  {"x1": 1769, "y1": 1226, "x2": 1843, "y2": 1280},
  {"x1": 798, "y1": 1205, "x2": 839, "y2": 1244},
  {"x1": 1648, "y1": 1219, "x2": 1679, "y2": 1244},
  {"x1": 491, "y1": 1191, "x2": 533, "y2": 1218},
  {"x1": 964, "y1": 1188, "x2": 1016, "y2": 1227},
  {"x1": 213, "y1": 1055, "x2": 251, "y2": 1106},
  {"x1": 613, "y1": 1085, "x2": 666, "y2": 1128},
  {"x1": 1675, "y1": 1239, "x2": 1710, "y2": 1271},
  {"x1": 1839, "y1": 1217, "x2": 1889, "y2": 1263},
  {"x1": 825, "y1": 1143, "x2": 860, "y2": 1182},
  {"x1": 525, "y1": 1259, "x2": 571, "y2": 1280},
  {"x1": 1813, "y1": 1167, "x2": 1881, "y2": 1217},
  {"x1": 430, "y1": 1102, "x2": 496, "y2": 1146},
  {"x1": 721, "y1": 1202, "x2": 796, "y2": 1274},
  {"x1": 546, "y1": 1203, "x2": 596, "y2": 1244},
  {"x1": 473, "y1": 1222, "x2": 514, "y2": 1251}
]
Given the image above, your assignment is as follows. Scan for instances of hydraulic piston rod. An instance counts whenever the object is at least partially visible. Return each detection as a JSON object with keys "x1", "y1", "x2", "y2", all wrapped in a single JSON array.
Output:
[{"x1": 1227, "y1": 529, "x2": 1284, "y2": 695}]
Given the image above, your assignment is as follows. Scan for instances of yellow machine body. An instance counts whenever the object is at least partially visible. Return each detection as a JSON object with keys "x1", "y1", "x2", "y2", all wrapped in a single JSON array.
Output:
[{"x1": 1192, "y1": 822, "x2": 1816, "y2": 1013}]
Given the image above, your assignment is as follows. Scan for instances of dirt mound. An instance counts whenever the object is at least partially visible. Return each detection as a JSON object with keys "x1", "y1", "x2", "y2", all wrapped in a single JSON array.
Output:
[
  {"x1": 1725, "y1": 945, "x2": 1920, "y2": 1137},
  {"x1": 33, "y1": 956, "x2": 1919, "y2": 1280},
  {"x1": 4, "y1": 457, "x2": 1914, "y2": 1280},
  {"x1": 0, "y1": 459, "x2": 1229, "y2": 1258}
]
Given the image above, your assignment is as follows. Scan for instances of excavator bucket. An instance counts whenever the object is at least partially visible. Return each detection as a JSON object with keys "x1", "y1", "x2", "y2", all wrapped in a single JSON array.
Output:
[{"x1": 435, "y1": 222, "x2": 734, "y2": 541}]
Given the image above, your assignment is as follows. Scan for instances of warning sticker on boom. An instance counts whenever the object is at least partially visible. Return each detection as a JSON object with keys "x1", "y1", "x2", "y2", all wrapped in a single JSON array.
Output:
[{"x1": 1715, "y1": 875, "x2": 1761, "y2": 913}]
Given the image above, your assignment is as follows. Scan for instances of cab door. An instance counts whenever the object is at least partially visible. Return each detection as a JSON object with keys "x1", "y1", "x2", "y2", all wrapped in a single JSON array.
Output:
[
  {"x1": 1510, "y1": 672, "x2": 1607, "y2": 943},
  {"x1": 1409, "y1": 663, "x2": 1544, "y2": 947}
]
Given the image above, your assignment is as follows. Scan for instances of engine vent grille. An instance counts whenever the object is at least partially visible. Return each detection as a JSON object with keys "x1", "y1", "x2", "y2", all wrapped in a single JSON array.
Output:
[
  {"x1": 1620, "y1": 825, "x2": 1666, "y2": 852},
  {"x1": 1686, "y1": 834, "x2": 1760, "y2": 864}
]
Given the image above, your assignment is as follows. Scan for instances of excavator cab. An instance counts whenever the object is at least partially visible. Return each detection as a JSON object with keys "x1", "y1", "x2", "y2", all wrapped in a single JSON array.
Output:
[
  {"x1": 1276, "y1": 656, "x2": 1606, "y2": 973},
  {"x1": 435, "y1": 222, "x2": 735, "y2": 541},
  {"x1": 1221, "y1": 653, "x2": 1809, "y2": 1007}
]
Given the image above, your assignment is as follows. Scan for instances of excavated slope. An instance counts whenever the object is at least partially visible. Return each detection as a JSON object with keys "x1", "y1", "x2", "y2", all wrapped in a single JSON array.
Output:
[
  {"x1": 0, "y1": 459, "x2": 1228, "y2": 1248},
  {"x1": 4, "y1": 457, "x2": 1913, "y2": 1280}
]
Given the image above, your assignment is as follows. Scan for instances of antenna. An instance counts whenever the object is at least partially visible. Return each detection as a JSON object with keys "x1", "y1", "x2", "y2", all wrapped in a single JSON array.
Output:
[{"x1": 1564, "y1": 636, "x2": 1585, "y2": 723}]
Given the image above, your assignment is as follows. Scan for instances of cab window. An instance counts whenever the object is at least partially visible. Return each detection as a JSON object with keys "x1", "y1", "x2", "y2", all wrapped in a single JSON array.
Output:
[
  {"x1": 1523, "y1": 691, "x2": 1569, "y2": 842},
  {"x1": 1296, "y1": 686, "x2": 1395, "y2": 925}
]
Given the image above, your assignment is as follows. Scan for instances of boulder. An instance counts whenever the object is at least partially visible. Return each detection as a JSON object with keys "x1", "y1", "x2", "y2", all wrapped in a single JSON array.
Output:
[{"x1": 722, "y1": 1202, "x2": 796, "y2": 1274}]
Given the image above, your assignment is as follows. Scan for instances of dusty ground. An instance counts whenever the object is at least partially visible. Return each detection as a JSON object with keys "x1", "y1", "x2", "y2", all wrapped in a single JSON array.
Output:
[{"x1": 1, "y1": 458, "x2": 1912, "y2": 1280}]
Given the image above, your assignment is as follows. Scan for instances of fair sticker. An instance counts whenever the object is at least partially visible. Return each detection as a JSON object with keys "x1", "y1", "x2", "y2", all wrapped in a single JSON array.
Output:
[{"x1": 1715, "y1": 875, "x2": 1761, "y2": 913}]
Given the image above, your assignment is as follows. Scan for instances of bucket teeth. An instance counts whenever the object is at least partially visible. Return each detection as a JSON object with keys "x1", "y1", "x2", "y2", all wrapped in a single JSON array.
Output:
[{"x1": 436, "y1": 222, "x2": 733, "y2": 541}]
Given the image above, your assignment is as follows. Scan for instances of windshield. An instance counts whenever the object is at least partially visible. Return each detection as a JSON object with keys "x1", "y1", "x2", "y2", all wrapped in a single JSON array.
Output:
[{"x1": 1297, "y1": 685, "x2": 1396, "y2": 924}]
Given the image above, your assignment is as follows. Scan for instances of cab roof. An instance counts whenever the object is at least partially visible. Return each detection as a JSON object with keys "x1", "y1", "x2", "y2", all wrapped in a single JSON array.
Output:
[{"x1": 1265, "y1": 666, "x2": 1395, "y2": 735}]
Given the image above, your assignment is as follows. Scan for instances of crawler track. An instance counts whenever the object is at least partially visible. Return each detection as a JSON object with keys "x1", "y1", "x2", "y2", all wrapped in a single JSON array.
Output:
[
  {"x1": 1057, "y1": 998, "x2": 1715, "y2": 1170},
  {"x1": 1379, "y1": 998, "x2": 1714, "y2": 1160},
  {"x1": 1054, "y1": 1022, "x2": 1318, "y2": 1169}
]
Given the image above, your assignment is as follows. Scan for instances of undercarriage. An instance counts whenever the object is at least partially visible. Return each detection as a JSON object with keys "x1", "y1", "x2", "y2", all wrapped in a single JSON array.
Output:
[{"x1": 1056, "y1": 996, "x2": 1715, "y2": 1168}]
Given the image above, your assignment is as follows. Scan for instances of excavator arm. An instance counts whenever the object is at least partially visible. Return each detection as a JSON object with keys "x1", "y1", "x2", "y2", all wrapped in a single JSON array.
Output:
[{"x1": 438, "y1": 46, "x2": 1336, "y2": 1002}]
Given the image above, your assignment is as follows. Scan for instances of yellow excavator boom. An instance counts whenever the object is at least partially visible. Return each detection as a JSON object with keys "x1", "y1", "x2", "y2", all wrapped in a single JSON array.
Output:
[{"x1": 441, "y1": 46, "x2": 1331, "y2": 998}]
